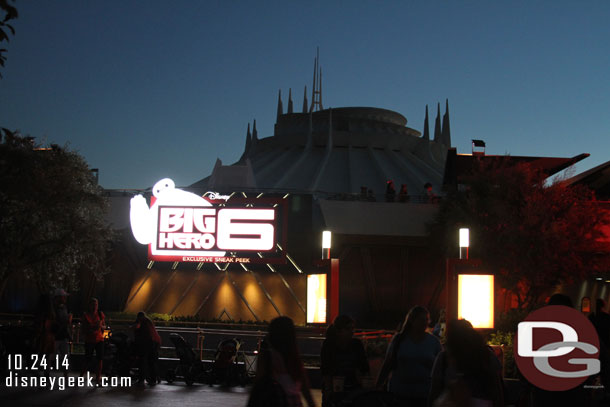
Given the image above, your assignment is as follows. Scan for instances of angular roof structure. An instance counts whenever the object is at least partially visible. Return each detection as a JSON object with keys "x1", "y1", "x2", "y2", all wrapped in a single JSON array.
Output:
[
  {"x1": 565, "y1": 159, "x2": 610, "y2": 200},
  {"x1": 442, "y1": 148, "x2": 590, "y2": 187}
]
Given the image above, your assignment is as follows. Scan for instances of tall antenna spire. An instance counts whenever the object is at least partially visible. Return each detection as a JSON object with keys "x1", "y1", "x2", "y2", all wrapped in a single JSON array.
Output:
[
  {"x1": 319, "y1": 67, "x2": 323, "y2": 110},
  {"x1": 309, "y1": 47, "x2": 323, "y2": 112},
  {"x1": 276, "y1": 89, "x2": 283, "y2": 121},
  {"x1": 302, "y1": 86, "x2": 308, "y2": 113},
  {"x1": 287, "y1": 88, "x2": 293, "y2": 114},
  {"x1": 310, "y1": 51, "x2": 317, "y2": 112},
  {"x1": 423, "y1": 105, "x2": 430, "y2": 140}
]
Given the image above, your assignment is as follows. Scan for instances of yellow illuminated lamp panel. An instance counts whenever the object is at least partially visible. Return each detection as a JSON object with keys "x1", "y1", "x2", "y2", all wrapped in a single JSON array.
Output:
[
  {"x1": 457, "y1": 274, "x2": 494, "y2": 329},
  {"x1": 307, "y1": 274, "x2": 327, "y2": 324}
]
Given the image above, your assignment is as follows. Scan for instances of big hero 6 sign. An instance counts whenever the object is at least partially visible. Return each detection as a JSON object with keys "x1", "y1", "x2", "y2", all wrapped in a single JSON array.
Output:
[{"x1": 130, "y1": 179, "x2": 286, "y2": 263}]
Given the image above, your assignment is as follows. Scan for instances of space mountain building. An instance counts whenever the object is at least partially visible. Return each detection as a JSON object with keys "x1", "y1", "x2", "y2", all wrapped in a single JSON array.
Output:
[{"x1": 179, "y1": 63, "x2": 458, "y2": 325}]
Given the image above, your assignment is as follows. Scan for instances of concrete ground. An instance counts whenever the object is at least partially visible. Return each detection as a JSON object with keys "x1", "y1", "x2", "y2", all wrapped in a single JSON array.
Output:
[
  {"x1": 0, "y1": 374, "x2": 323, "y2": 407},
  {"x1": 3, "y1": 374, "x2": 609, "y2": 407}
]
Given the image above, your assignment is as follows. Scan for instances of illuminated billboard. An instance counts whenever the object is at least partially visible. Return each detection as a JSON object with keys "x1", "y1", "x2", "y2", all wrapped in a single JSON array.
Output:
[{"x1": 130, "y1": 178, "x2": 286, "y2": 263}]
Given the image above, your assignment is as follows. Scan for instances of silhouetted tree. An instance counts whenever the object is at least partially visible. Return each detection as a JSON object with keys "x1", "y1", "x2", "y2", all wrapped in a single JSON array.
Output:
[
  {"x1": 0, "y1": 0, "x2": 18, "y2": 78},
  {"x1": 429, "y1": 158, "x2": 609, "y2": 311},
  {"x1": 0, "y1": 130, "x2": 114, "y2": 296}
]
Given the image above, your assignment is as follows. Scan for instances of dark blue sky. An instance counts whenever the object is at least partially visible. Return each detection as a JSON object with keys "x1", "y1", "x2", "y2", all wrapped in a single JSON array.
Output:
[{"x1": 1, "y1": 1, "x2": 609, "y2": 189}]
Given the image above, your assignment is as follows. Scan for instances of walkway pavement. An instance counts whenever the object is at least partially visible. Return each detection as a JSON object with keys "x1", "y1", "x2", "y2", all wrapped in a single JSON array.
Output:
[{"x1": 0, "y1": 376, "x2": 323, "y2": 407}]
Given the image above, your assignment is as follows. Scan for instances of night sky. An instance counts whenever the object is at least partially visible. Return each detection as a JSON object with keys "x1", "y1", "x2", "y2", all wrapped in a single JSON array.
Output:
[{"x1": 1, "y1": 1, "x2": 609, "y2": 190}]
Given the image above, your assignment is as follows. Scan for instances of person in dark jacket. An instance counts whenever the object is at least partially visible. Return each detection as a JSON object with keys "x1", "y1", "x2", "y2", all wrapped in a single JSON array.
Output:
[{"x1": 320, "y1": 315, "x2": 369, "y2": 406}]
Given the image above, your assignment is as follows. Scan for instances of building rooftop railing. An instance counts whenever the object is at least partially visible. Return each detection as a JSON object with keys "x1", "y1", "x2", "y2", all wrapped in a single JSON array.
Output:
[{"x1": 321, "y1": 192, "x2": 442, "y2": 204}]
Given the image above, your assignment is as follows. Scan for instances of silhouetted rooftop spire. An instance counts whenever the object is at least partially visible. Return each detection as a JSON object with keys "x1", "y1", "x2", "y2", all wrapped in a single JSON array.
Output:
[
  {"x1": 441, "y1": 99, "x2": 451, "y2": 147},
  {"x1": 252, "y1": 119, "x2": 258, "y2": 141},
  {"x1": 238, "y1": 122, "x2": 253, "y2": 162},
  {"x1": 302, "y1": 86, "x2": 308, "y2": 113},
  {"x1": 287, "y1": 88, "x2": 293, "y2": 114},
  {"x1": 433, "y1": 102, "x2": 442, "y2": 143},
  {"x1": 423, "y1": 105, "x2": 430, "y2": 140},
  {"x1": 276, "y1": 89, "x2": 283, "y2": 121},
  {"x1": 245, "y1": 123, "x2": 252, "y2": 152}
]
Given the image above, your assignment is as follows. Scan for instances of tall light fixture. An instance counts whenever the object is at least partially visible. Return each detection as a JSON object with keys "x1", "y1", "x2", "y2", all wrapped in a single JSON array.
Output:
[
  {"x1": 459, "y1": 228, "x2": 469, "y2": 260},
  {"x1": 322, "y1": 230, "x2": 331, "y2": 259}
]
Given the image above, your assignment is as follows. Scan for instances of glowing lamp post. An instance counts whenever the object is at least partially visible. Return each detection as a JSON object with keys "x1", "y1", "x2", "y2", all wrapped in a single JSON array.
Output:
[
  {"x1": 459, "y1": 228, "x2": 469, "y2": 260},
  {"x1": 457, "y1": 274, "x2": 494, "y2": 329},
  {"x1": 322, "y1": 231, "x2": 331, "y2": 259},
  {"x1": 447, "y1": 227, "x2": 495, "y2": 330},
  {"x1": 310, "y1": 230, "x2": 339, "y2": 324}
]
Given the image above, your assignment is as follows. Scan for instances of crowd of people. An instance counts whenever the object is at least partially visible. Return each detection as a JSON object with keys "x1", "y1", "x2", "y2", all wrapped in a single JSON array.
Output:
[
  {"x1": 357, "y1": 181, "x2": 439, "y2": 203},
  {"x1": 249, "y1": 307, "x2": 504, "y2": 407},
  {"x1": 30, "y1": 289, "x2": 501, "y2": 403},
  {"x1": 13, "y1": 298, "x2": 509, "y2": 406},
  {"x1": 31, "y1": 288, "x2": 610, "y2": 405},
  {"x1": 33, "y1": 292, "x2": 161, "y2": 386}
]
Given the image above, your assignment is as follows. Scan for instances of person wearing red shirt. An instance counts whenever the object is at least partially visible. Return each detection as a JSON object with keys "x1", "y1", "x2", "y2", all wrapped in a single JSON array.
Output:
[{"x1": 81, "y1": 297, "x2": 105, "y2": 384}]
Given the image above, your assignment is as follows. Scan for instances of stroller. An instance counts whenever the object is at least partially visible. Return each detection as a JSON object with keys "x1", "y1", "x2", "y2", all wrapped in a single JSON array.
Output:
[
  {"x1": 208, "y1": 337, "x2": 248, "y2": 386},
  {"x1": 166, "y1": 333, "x2": 207, "y2": 385},
  {"x1": 99, "y1": 328, "x2": 134, "y2": 379},
  {"x1": 106, "y1": 331, "x2": 136, "y2": 378}
]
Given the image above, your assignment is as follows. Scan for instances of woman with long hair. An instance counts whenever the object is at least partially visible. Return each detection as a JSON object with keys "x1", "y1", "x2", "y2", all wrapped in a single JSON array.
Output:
[
  {"x1": 376, "y1": 306, "x2": 442, "y2": 407},
  {"x1": 429, "y1": 319, "x2": 504, "y2": 407},
  {"x1": 248, "y1": 316, "x2": 316, "y2": 407}
]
